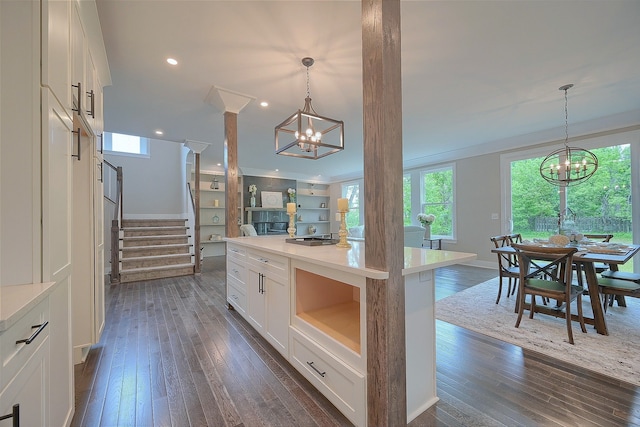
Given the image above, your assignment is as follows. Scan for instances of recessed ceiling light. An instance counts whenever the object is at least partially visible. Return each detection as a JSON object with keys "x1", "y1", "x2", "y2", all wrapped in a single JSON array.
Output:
[
  {"x1": 166, "y1": 58, "x2": 178, "y2": 65},
  {"x1": 275, "y1": 169, "x2": 279, "y2": 172},
  {"x1": 260, "y1": 101, "x2": 269, "y2": 107},
  {"x1": 217, "y1": 163, "x2": 221, "y2": 166},
  {"x1": 155, "y1": 130, "x2": 164, "y2": 135}
]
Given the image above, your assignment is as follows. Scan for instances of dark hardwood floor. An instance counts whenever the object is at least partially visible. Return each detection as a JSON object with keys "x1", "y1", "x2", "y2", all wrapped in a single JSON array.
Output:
[{"x1": 71, "y1": 259, "x2": 640, "y2": 427}]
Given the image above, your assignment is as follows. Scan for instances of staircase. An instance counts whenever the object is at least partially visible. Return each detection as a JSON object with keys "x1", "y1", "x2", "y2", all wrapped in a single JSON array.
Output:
[{"x1": 119, "y1": 219, "x2": 194, "y2": 283}]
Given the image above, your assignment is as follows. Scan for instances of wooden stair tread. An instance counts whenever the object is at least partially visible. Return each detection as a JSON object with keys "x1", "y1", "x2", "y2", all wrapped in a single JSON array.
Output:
[
  {"x1": 120, "y1": 263, "x2": 194, "y2": 273},
  {"x1": 121, "y1": 234, "x2": 191, "y2": 240},
  {"x1": 122, "y1": 243, "x2": 192, "y2": 250},
  {"x1": 121, "y1": 253, "x2": 192, "y2": 262}
]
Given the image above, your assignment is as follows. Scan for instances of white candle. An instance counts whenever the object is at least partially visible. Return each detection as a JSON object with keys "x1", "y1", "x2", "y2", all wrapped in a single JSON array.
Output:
[
  {"x1": 287, "y1": 202, "x2": 296, "y2": 214},
  {"x1": 337, "y1": 198, "x2": 349, "y2": 211}
]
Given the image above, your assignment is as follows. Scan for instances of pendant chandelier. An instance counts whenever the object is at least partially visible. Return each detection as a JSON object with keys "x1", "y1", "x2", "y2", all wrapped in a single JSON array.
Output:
[
  {"x1": 275, "y1": 57, "x2": 344, "y2": 160},
  {"x1": 539, "y1": 84, "x2": 598, "y2": 187}
]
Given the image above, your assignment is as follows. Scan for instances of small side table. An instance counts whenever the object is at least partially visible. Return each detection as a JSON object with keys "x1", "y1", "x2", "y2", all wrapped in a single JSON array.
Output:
[{"x1": 423, "y1": 238, "x2": 442, "y2": 250}]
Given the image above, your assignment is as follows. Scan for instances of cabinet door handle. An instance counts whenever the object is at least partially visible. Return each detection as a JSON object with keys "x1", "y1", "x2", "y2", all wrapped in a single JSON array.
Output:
[
  {"x1": 98, "y1": 133, "x2": 103, "y2": 154},
  {"x1": 86, "y1": 89, "x2": 95, "y2": 118},
  {"x1": 0, "y1": 404, "x2": 19, "y2": 426},
  {"x1": 16, "y1": 321, "x2": 48, "y2": 345},
  {"x1": 72, "y1": 81, "x2": 82, "y2": 114},
  {"x1": 72, "y1": 128, "x2": 81, "y2": 161},
  {"x1": 307, "y1": 361, "x2": 326, "y2": 378}
]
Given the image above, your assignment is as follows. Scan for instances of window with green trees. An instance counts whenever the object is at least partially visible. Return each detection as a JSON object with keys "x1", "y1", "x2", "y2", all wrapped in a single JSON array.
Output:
[
  {"x1": 421, "y1": 166, "x2": 454, "y2": 239},
  {"x1": 511, "y1": 144, "x2": 632, "y2": 244}
]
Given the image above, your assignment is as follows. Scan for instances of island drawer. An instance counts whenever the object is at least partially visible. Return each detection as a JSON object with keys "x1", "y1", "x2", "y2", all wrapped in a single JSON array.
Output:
[
  {"x1": 227, "y1": 279, "x2": 247, "y2": 316},
  {"x1": 247, "y1": 250, "x2": 289, "y2": 283},
  {"x1": 289, "y1": 327, "x2": 365, "y2": 427},
  {"x1": 227, "y1": 258, "x2": 246, "y2": 284},
  {"x1": 226, "y1": 244, "x2": 246, "y2": 263},
  {"x1": 1, "y1": 298, "x2": 50, "y2": 389}
]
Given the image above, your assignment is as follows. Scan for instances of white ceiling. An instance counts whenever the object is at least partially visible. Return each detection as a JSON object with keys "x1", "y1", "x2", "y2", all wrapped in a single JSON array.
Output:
[{"x1": 95, "y1": 0, "x2": 640, "y2": 182}]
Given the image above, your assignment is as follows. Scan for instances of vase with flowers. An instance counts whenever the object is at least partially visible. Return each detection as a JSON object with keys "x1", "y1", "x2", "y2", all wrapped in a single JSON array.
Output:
[
  {"x1": 248, "y1": 184, "x2": 257, "y2": 207},
  {"x1": 417, "y1": 213, "x2": 436, "y2": 239},
  {"x1": 287, "y1": 187, "x2": 296, "y2": 203}
]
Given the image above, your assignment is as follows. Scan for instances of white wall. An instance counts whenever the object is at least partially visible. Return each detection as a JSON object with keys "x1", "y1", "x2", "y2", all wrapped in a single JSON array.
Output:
[{"x1": 104, "y1": 139, "x2": 187, "y2": 218}]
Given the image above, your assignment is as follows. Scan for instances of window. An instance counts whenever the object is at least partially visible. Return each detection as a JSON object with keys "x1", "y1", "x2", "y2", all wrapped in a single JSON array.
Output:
[
  {"x1": 103, "y1": 132, "x2": 150, "y2": 157},
  {"x1": 505, "y1": 140, "x2": 636, "y2": 272},
  {"x1": 403, "y1": 174, "x2": 411, "y2": 225},
  {"x1": 510, "y1": 144, "x2": 632, "y2": 243},
  {"x1": 341, "y1": 181, "x2": 362, "y2": 228},
  {"x1": 421, "y1": 166, "x2": 454, "y2": 239}
]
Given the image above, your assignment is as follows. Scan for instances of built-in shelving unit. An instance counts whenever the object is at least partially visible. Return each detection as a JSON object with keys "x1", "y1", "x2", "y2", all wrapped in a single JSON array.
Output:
[
  {"x1": 296, "y1": 182, "x2": 330, "y2": 236},
  {"x1": 191, "y1": 171, "x2": 241, "y2": 257}
]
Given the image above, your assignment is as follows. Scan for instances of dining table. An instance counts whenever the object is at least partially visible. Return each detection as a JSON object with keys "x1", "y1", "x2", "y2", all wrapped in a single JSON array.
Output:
[{"x1": 492, "y1": 242, "x2": 640, "y2": 336}]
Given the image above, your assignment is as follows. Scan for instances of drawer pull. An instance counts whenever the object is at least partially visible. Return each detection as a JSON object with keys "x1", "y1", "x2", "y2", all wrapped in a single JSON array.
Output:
[
  {"x1": 307, "y1": 361, "x2": 326, "y2": 378},
  {"x1": 0, "y1": 404, "x2": 19, "y2": 427},
  {"x1": 15, "y1": 322, "x2": 49, "y2": 345},
  {"x1": 233, "y1": 269, "x2": 239, "y2": 274}
]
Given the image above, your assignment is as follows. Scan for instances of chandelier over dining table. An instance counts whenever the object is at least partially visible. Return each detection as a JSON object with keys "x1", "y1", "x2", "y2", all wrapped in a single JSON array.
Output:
[
  {"x1": 274, "y1": 57, "x2": 344, "y2": 160},
  {"x1": 539, "y1": 84, "x2": 598, "y2": 187}
]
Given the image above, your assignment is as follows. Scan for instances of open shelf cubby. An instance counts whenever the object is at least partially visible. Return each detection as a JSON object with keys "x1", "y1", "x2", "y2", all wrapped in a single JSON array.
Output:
[{"x1": 295, "y1": 269, "x2": 361, "y2": 354}]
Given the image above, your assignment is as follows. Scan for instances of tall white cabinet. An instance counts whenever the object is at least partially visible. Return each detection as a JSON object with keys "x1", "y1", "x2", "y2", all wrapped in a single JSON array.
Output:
[{"x1": 1, "y1": 0, "x2": 109, "y2": 424}]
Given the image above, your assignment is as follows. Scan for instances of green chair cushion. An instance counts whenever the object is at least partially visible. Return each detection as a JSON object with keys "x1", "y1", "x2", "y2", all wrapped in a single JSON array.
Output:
[
  {"x1": 600, "y1": 270, "x2": 640, "y2": 283},
  {"x1": 598, "y1": 277, "x2": 640, "y2": 292}
]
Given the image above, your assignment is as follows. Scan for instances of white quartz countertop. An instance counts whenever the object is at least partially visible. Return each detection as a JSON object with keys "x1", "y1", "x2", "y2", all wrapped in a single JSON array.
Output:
[
  {"x1": 225, "y1": 236, "x2": 476, "y2": 278},
  {"x1": 0, "y1": 281, "x2": 57, "y2": 332}
]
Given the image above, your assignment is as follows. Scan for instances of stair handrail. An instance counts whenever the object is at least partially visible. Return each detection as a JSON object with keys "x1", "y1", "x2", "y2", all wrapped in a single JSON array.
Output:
[{"x1": 104, "y1": 159, "x2": 123, "y2": 283}]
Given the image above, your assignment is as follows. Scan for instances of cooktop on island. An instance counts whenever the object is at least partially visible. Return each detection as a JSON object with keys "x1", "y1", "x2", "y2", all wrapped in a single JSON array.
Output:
[{"x1": 285, "y1": 237, "x2": 339, "y2": 246}]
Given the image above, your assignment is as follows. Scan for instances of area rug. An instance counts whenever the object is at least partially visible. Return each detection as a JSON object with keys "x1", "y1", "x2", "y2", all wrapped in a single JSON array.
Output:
[{"x1": 435, "y1": 277, "x2": 640, "y2": 386}]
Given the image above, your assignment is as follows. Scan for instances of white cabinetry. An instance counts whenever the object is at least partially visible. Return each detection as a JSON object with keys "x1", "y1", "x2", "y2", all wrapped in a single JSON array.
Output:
[
  {"x1": 295, "y1": 182, "x2": 330, "y2": 236},
  {"x1": 244, "y1": 250, "x2": 290, "y2": 357},
  {"x1": 41, "y1": 0, "x2": 71, "y2": 111},
  {"x1": 0, "y1": 283, "x2": 68, "y2": 427},
  {"x1": 290, "y1": 260, "x2": 367, "y2": 426},
  {"x1": 226, "y1": 244, "x2": 247, "y2": 317}
]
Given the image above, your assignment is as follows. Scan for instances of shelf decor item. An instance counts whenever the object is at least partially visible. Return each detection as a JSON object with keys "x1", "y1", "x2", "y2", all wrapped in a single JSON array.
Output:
[
  {"x1": 261, "y1": 191, "x2": 283, "y2": 208},
  {"x1": 287, "y1": 203, "x2": 297, "y2": 237},
  {"x1": 248, "y1": 184, "x2": 257, "y2": 207},
  {"x1": 336, "y1": 198, "x2": 351, "y2": 248},
  {"x1": 417, "y1": 213, "x2": 436, "y2": 239},
  {"x1": 287, "y1": 187, "x2": 296, "y2": 203},
  {"x1": 210, "y1": 177, "x2": 219, "y2": 190},
  {"x1": 212, "y1": 214, "x2": 220, "y2": 224}
]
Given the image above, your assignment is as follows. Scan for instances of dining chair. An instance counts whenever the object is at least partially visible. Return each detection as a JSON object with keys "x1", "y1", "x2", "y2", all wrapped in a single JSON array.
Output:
[
  {"x1": 490, "y1": 235, "x2": 521, "y2": 304},
  {"x1": 511, "y1": 244, "x2": 586, "y2": 345},
  {"x1": 239, "y1": 224, "x2": 258, "y2": 236},
  {"x1": 574, "y1": 233, "x2": 615, "y2": 293},
  {"x1": 404, "y1": 226, "x2": 426, "y2": 248},
  {"x1": 597, "y1": 277, "x2": 640, "y2": 312},
  {"x1": 583, "y1": 234, "x2": 614, "y2": 273}
]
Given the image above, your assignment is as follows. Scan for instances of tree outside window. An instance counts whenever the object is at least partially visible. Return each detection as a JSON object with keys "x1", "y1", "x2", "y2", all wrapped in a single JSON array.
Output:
[
  {"x1": 341, "y1": 182, "x2": 361, "y2": 229},
  {"x1": 510, "y1": 144, "x2": 632, "y2": 243},
  {"x1": 421, "y1": 167, "x2": 454, "y2": 238}
]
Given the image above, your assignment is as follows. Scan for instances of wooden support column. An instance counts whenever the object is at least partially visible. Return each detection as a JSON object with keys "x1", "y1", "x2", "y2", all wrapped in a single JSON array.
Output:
[
  {"x1": 224, "y1": 111, "x2": 239, "y2": 238},
  {"x1": 362, "y1": 0, "x2": 406, "y2": 425}
]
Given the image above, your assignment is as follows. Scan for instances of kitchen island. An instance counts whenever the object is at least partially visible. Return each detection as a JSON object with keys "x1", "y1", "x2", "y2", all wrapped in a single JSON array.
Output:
[{"x1": 224, "y1": 236, "x2": 476, "y2": 426}]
